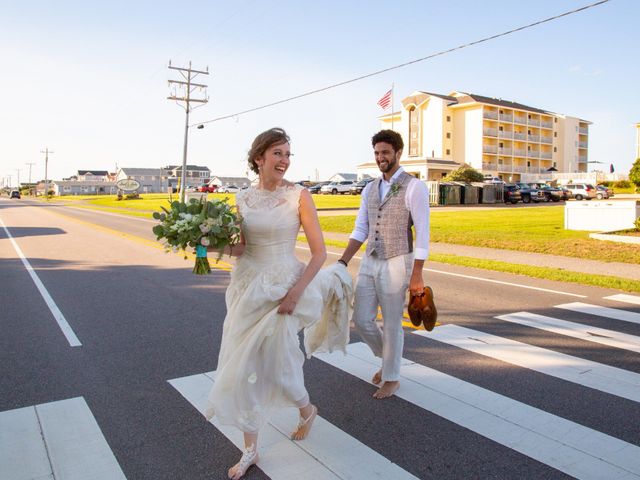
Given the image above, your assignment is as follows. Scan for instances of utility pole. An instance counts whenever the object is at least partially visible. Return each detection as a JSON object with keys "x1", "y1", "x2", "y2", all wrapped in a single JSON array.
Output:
[
  {"x1": 26, "y1": 162, "x2": 35, "y2": 195},
  {"x1": 41, "y1": 148, "x2": 54, "y2": 198},
  {"x1": 167, "y1": 60, "x2": 209, "y2": 203},
  {"x1": 15, "y1": 168, "x2": 22, "y2": 190}
]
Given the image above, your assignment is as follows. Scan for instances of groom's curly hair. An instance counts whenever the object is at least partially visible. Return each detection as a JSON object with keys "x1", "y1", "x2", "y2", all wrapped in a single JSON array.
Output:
[
  {"x1": 371, "y1": 129, "x2": 404, "y2": 152},
  {"x1": 247, "y1": 127, "x2": 290, "y2": 174}
]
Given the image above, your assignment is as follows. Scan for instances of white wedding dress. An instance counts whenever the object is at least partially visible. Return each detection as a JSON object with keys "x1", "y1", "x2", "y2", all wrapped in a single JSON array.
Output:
[{"x1": 205, "y1": 184, "x2": 352, "y2": 433}]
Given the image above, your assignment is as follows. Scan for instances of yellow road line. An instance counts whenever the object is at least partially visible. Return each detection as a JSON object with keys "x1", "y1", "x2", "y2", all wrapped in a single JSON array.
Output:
[{"x1": 46, "y1": 209, "x2": 234, "y2": 272}]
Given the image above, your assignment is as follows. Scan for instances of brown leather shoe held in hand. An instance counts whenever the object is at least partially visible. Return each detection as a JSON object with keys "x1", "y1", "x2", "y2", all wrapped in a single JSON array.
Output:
[{"x1": 408, "y1": 286, "x2": 437, "y2": 331}]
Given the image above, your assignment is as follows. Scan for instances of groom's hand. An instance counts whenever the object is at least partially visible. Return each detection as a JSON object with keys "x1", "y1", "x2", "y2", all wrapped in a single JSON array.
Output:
[{"x1": 409, "y1": 265, "x2": 425, "y2": 296}]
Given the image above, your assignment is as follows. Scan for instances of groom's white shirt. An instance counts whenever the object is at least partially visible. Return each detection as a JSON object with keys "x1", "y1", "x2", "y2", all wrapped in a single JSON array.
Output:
[{"x1": 349, "y1": 167, "x2": 430, "y2": 260}]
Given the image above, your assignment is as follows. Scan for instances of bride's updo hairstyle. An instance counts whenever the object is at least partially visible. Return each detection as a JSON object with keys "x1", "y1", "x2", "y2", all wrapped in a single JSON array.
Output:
[{"x1": 247, "y1": 127, "x2": 290, "y2": 174}]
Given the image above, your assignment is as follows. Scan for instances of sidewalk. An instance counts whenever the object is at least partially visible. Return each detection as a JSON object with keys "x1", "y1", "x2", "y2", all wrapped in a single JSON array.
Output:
[{"x1": 318, "y1": 231, "x2": 640, "y2": 281}]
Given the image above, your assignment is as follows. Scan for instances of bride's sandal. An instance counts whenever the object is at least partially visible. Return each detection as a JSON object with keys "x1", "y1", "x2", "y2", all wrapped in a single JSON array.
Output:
[
  {"x1": 291, "y1": 404, "x2": 318, "y2": 441},
  {"x1": 227, "y1": 444, "x2": 259, "y2": 480}
]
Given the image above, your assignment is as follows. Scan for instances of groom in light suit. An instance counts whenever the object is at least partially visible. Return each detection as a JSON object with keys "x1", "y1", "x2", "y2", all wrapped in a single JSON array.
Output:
[{"x1": 338, "y1": 129, "x2": 430, "y2": 399}]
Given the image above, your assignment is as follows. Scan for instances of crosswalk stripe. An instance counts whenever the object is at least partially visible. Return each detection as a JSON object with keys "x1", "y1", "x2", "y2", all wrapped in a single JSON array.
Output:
[
  {"x1": 496, "y1": 311, "x2": 640, "y2": 353},
  {"x1": 556, "y1": 302, "x2": 640, "y2": 325},
  {"x1": 168, "y1": 372, "x2": 418, "y2": 480},
  {"x1": 0, "y1": 397, "x2": 126, "y2": 480},
  {"x1": 604, "y1": 294, "x2": 640, "y2": 306},
  {"x1": 413, "y1": 324, "x2": 640, "y2": 403},
  {"x1": 315, "y1": 343, "x2": 640, "y2": 480}
]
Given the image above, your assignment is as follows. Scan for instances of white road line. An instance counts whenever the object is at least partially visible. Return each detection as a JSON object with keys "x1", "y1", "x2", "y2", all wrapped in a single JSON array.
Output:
[
  {"x1": 0, "y1": 217, "x2": 81, "y2": 346},
  {"x1": 414, "y1": 324, "x2": 640, "y2": 403},
  {"x1": 315, "y1": 343, "x2": 640, "y2": 480},
  {"x1": 168, "y1": 372, "x2": 417, "y2": 480},
  {"x1": 0, "y1": 397, "x2": 126, "y2": 480},
  {"x1": 298, "y1": 246, "x2": 587, "y2": 298},
  {"x1": 605, "y1": 294, "x2": 640, "y2": 306},
  {"x1": 556, "y1": 302, "x2": 640, "y2": 325},
  {"x1": 496, "y1": 311, "x2": 640, "y2": 354}
]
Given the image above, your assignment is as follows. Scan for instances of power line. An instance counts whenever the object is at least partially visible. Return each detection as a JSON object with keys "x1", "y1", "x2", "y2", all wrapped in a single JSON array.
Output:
[{"x1": 193, "y1": 0, "x2": 611, "y2": 128}]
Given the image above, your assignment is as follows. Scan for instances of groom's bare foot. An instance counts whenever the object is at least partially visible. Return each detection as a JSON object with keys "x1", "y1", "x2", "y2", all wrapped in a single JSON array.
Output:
[
  {"x1": 373, "y1": 381, "x2": 399, "y2": 399},
  {"x1": 371, "y1": 370, "x2": 382, "y2": 385}
]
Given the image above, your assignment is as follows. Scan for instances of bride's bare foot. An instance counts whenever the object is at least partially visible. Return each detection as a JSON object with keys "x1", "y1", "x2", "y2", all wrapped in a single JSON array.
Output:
[
  {"x1": 373, "y1": 381, "x2": 399, "y2": 399},
  {"x1": 227, "y1": 444, "x2": 258, "y2": 480},
  {"x1": 371, "y1": 370, "x2": 382, "y2": 385},
  {"x1": 291, "y1": 404, "x2": 317, "y2": 440}
]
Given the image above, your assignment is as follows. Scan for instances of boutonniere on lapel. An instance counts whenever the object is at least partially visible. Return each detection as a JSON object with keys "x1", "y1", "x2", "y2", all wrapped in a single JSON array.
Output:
[{"x1": 388, "y1": 183, "x2": 401, "y2": 197}]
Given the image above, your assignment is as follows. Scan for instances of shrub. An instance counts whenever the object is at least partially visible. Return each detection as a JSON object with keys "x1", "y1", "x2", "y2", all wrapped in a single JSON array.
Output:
[
  {"x1": 614, "y1": 180, "x2": 631, "y2": 189},
  {"x1": 600, "y1": 181, "x2": 614, "y2": 187},
  {"x1": 629, "y1": 158, "x2": 640, "y2": 189},
  {"x1": 125, "y1": 193, "x2": 140, "y2": 200},
  {"x1": 443, "y1": 165, "x2": 485, "y2": 183}
]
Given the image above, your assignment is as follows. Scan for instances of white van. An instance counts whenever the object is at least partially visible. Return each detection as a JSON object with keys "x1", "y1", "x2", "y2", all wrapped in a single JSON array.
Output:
[{"x1": 564, "y1": 183, "x2": 597, "y2": 200}]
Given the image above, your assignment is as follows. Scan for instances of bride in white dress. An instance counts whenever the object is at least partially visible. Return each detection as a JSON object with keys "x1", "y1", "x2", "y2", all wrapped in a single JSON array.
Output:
[{"x1": 205, "y1": 128, "x2": 352, "y2": 479}]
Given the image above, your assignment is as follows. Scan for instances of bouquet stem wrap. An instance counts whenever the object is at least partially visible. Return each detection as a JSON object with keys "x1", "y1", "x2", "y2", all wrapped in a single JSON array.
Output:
[{"x1": 194, "y1": 245, "x2": 211, "y2": 275}]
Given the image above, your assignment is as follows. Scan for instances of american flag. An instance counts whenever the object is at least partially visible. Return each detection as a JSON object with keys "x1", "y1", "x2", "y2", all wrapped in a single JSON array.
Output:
[{"x1": 377, "y1": 89, "x2": 392, "y2": 110}]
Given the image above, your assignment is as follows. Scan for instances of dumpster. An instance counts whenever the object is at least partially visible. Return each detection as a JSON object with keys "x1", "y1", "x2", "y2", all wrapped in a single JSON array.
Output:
[
  {"x1": 478, "y1": 183, "x2": 503, "y2": 204},
  {"x1": 461, "y1": 184, "x2": 480, "y2": 204},
  {"x1": 439, "y1": 183, "x2": 461, "y2": 205}
]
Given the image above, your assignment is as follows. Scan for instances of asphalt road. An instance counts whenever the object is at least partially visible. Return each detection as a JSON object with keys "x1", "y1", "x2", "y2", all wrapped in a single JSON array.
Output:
[{"x1": 1, "y1": 198, "x2": 640, "y2": 480}]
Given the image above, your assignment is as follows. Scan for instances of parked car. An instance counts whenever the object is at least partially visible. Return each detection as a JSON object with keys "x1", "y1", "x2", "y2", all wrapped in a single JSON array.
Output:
[
  {"x1": 218, "y1": 185, "x2": 240, "y2": 193},
  {"x1": 596, "y1": 185, "x2": 614, "y2": 199},
  {"x1": 503, "y1": 184, "x2": 522, "y2": 204},
  {"x1": 564, "y1": 183, "x2": 597, "y2": 200},
  {"x1": 349, "y1": 178, "x2": 374, "y2": 195},
  {"x1": 514, "y1": 183, "x2": 545, "y2": 203},
  {"x1": 10, "y1": 190, "x2": 20, "y2": 199},
  {"x1": 199, "y1": 184, "x2": 217, "y2": 193},
  {"x1": 532, "y1": 184, "x2": 567, "y2": 203},
  {"x1": 320, "y1": 181, "x2": 355, "y2": 194},
  {"x1": 185, "y1": 185, "x2": 198, "y2": 192},
  {"x1": 306, "y1": 182, "x2": 330, "y2": 194}
]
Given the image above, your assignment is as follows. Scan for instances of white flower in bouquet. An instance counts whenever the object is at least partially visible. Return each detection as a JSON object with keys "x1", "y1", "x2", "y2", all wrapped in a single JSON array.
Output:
[
  {"x1": 199, "y1": 223, "x2": 211, "y2": 234},
  {"x1": 200, "y1": 237, "x2": 210, "y2": 246}
]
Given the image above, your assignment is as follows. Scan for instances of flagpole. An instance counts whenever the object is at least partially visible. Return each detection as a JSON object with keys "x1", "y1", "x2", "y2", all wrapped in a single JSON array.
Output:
[{"x1": 390, "y1": 83, "x2": 395, "y2": 131}]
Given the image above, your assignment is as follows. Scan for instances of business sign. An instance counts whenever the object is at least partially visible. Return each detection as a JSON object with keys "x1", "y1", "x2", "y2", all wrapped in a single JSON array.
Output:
[{"x1": 116, "y1": 178, "x2": 141, "y2": 192}]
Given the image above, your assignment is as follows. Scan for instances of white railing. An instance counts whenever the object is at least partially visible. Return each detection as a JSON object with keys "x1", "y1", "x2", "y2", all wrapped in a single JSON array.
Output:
[
  {"x1": 527, "y1": 150, "x2": 540, "y2": 157},
  {"x1": 483, "y1": 128, "x2": 498, "y2": 137},
  {"x1": 527, "y1": 135, "x2": 540, "y2": 142},
  {"x1": 540, "y1": 152, "x2": 552, "y2": 159},
  {"x1": 499, "y1": 114, "x2": 513, "y2": 122},
  {"x1": 514, "y1": 149, "x2": 526, "y2": 156},
  {"x1": 579, "y1": 142, "x2": 588, "y2": 148},
  {"x1": 498, "y1": 147, "x2": 512, "y2": 155},
  {"x1": 579, "y1": 127, "x2": 588, "y2": 134},
  {"x1": 426, "y1": 181, "x2": 439, "y2": 205},
  {"x1": 513, "y1": 132, "x2": 526, "y2": 140},
  {"x1": 540, "y1": 121, "x2": 553, "y2": 129},
  {"x1": 482, "y1": 163, "x2": 498, "y2": 170},
  {"x1": 540, "y1": 136, "x2": 552, "y2": 144},
  {"x1": 528, "y1": 119, "x2": 540, "y2": 126},
  {"x1": 483, "y1": 146, "x2": 498, "y2": 154},
  {"x1": 514, "y1": 116, "x2": 527, "y2": 125},
  {"x1": 483, "y1": 111, "x2": 498, "y2": 120},
  {"x1": 498, "y1": 131, "x2": 513, "y2": 139},
  {"x1": 513, "y1": 166, "x2": 528, "y2": 173},
  {"x1": 579, "y1": 156, "x2": 588, "y2": 162}
]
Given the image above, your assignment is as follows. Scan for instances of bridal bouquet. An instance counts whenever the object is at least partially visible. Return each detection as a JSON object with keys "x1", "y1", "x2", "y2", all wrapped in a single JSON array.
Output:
[{"x1": 152, "y1": 198, "x2": 242, "y2": 274}]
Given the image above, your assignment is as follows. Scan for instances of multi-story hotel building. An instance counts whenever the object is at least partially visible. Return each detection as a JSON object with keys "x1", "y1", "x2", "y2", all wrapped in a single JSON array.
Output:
[{"x1": 358, "y1": 90, "x2": 591, "y2": 182}]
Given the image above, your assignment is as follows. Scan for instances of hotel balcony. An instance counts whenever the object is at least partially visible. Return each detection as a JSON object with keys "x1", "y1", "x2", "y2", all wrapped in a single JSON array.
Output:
[
  {"x1": 527, "y1": 150, "x2": 540, "y2": 158},
  {"x1": 528, "y1": 134, "x2": 541, "y2": 142},
  {"x1": 514, "y1": 115, "x2": 527, "y2": 124},
  {"x1": 514, "y1": 149, "x2": 526, "y2": 156},
  {"x1": 579, "y1": 141, "x2": 588, "y2": 148},
  {"x1": 512, "y1": 165, "x2": 528, "y2": 173},
  {"x1": 579, "y1": 155, "x2": 588, "y2": 163},
  {"x1": 498, "y1": 147, "x2": 512, "y2": 155},
  {"x1": 483, "y1": 111, "x2": 498, "y2": 120},
  {"x1": 579, "y1": 127, "x2": 588, "y2": 135},
  {"x1": 541, "y1": 136, "x2": 552, "y2": 144},
  {"x1": 513, "y1": 132, "x2": 526, "y2": 141},
  {"x1": 499, "y1": 114, "x2": 513, "y2": 122},
  {"x1": 482, "y1": 163, "x2": 498, "y2": 170},
  {"x1": 540, "y1": 152, "x2": 552, "y2": 159},
  {"x1": 540, "y1": 120, "x2": 553, "y2": 129},
  {"x1": 498, "y1": 130, "x2": 513, "y2": 139},
  {"x1": 528, "y1": 118, "x2": 540, "y2": 126},
  {"x1": 483, "y1": 128, "x2": 498, "y2": 137},
  {"x1": 483, "y1": 145, "x2": 498, "y2": 154}
]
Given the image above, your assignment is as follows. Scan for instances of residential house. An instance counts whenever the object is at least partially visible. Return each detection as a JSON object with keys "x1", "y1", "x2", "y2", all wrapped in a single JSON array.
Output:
[
  {"x1": 52, "y1": 180, "x2": 117, "y2": 196},
  {"x1": 328, "y1": 173, "x2": 357, "y2": 182},
  {"x1": 116, "y1": 168, "x2": 171, "y2": 193},
  {"x1": 209, "y1": 176, "x2": 251, "y2": 189}
]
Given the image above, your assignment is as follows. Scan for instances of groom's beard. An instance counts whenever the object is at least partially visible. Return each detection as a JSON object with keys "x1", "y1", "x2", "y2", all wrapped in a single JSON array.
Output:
[{"x1": 377, "y1": 156, "x2": 398, "y2": 173}]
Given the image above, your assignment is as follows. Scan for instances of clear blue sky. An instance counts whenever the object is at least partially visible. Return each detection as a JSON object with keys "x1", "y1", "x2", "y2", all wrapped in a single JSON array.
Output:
[{"x1": 1, "y1": 0, "x2": 638, "y2": 186}]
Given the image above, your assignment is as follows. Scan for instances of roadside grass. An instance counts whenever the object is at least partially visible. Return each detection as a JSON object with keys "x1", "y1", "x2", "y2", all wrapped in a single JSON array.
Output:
[{"x1": 318, "y1": 207, "x2": 640, "y2": 265}]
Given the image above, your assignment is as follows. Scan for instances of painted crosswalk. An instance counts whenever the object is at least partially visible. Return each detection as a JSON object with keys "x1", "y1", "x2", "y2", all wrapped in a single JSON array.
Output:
[
  {"x1": 556, "y1": 302, "x2": 640, "y2": 325},
  {"x1": 0, "y1": 397, "x2": 125, "y2": 480},
  {"x1": 605, "y1": 294, "x2": 640, "y2": 306},
  {"x1": 168, "y1": 372, "x2": 418, "y2": 480}
]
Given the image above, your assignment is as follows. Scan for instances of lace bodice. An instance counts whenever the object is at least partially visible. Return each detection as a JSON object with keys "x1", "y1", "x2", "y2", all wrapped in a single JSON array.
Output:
[{"x1": 236, "y1": 184, "x2": 302, "y2": 265}]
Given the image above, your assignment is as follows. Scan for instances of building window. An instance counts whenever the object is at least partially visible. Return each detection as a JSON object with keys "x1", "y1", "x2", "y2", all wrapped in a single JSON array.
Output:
[
  {"x1": 446, "y1": 115, "x2": 451, "y2": 122},
  {"x1": 553, "y1": 147, "x2": 557, "y2": 152},
  {"x1": 527, "y1": 161, "x2": 531, "y2": 167},
  {"x1": 575, "y1": 126, "x2": 578, "y2": 132},
  {"x1": 554, "y1": 118, "x2": 558, "y2": 123},
  {"x1": 575, "y1": 141, "x2": 578, "y2": 147},
  {"x1": 554, "y1": 132, "x2": 557, "y2": 137},
  {"x1": 499, "y1": 142, "x2": 504, "y2": 148},
  {"x1": 499, "y1": 126, "x2": 503, "y2": 131},
  {"x1": 408, "y1": 107, "x2": 419, "y2": 157},
  {"x1": 446, "y1": 132, "x2": 451, "y2": 139},
  {"x1": 446, "y1": 149, "x2": 451, "y2": 155}
]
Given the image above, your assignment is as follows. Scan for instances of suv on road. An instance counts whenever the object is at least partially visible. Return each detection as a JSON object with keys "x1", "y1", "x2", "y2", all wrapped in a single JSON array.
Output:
[
  {"x1": 514, "y1": 183, "x2": 545, "y2": 203},
  {"x1": 565, "y1": 183, "x2": 596, "y2": 200},
  {"x1": 349, "y1": 178, "x2": 374, "y2": 195},
  {"x1": 502, "y1": 184, "x2": 522, "y2": 204},
  {"x1": 320, "y1": 181, "x2": 355, "y2": 194},
  {"x1": 10, "y1": 190, "x2": 20, "y2": 199},
  {"x1": 596, "y1": 185, "x2": 614, "y2": 199}
]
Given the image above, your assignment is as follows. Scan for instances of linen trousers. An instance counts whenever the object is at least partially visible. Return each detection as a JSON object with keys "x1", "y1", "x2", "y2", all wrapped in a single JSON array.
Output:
[{"x1": 352, "y1": 252, "x2": 413, "y2": 382}]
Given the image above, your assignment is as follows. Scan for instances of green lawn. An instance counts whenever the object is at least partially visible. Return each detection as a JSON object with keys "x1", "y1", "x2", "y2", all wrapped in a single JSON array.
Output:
[{"x1": 318, "y1": 207, "x2": 640, "y2": 265}]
